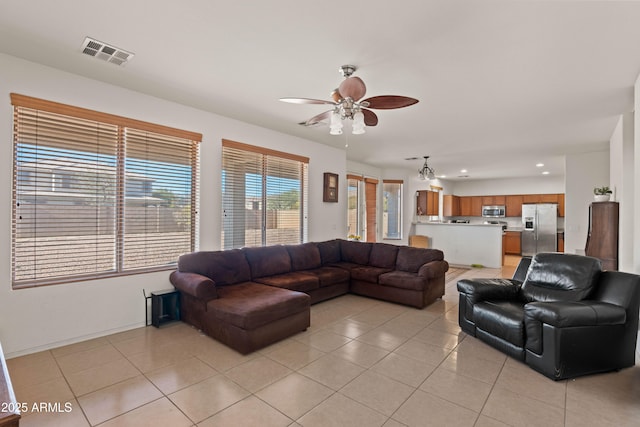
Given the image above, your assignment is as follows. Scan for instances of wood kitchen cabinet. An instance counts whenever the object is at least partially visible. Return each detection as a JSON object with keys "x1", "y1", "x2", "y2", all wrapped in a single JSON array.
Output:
[
  {"x1": 471, "y1": 196, "x2": 483, "y2": 216},
  {"x1": 459, "y1": 196, "x2": 482, "y2": 216},
  {"x1": 504, "y1": 231, "x2": 521, "y2": 255},
  {"x1": 459, "y1": 196, "x2": 472, "y2": 216},
  {"x1": 416, "y1": 190, "x2": 439, "y2": 216},
  {"x1": 557, "y1": 232, "x2": 564, "y2": 252},
  {"x1": 482, "y1": 195, "x2": 506, "y2": 205},
  {"x1": 443, "y1": 195, "x2": 460, "y2": 216},
  {"x1": 556, "y1": 194, "x2": 565, "y2": 217},
  {"x1": 450, "y1": 193, "x2": 564, "y2": 218},
  {"x1": 522, "y1": 194, "x2": 541, "y2": 203},
  {"x1": 506, "y1": 195, "x2": 523, "y2": 217}
]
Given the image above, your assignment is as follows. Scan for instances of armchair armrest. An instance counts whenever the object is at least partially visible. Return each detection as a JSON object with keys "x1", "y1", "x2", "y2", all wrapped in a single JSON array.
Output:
[
  {"x1": 525, "y1": 301, "x2": 626, "y2": 328},
  {"x1": 169, "y1": 271, "x2": 218, "y2": 302},
  {"x1": 457, "y1": 278, "x2": 521, "y2": 303}
]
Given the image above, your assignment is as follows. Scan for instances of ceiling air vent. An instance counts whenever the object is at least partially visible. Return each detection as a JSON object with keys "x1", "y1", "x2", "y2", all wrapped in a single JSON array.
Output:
[{"x1": 81, "y1": 37, "x2": 134, "y2": 66}]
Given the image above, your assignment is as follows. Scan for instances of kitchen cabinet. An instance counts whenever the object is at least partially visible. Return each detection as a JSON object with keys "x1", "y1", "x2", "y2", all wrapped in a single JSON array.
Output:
[
  {"x1": 452, "y1": 193, "x2": 564, "y2": 218},
  {"x1": 482, "y1": 195, "x2": 506, "y2": 205},
  {"x1": 506, "y1": 195, "x2": 523, "y2": 217},
  {"x1": 459, "y1": 196, "x2": 472, "y2": 216},
  {"x1": 557, "y1": 232, "x2": 564, "y2": 252},
  {"x1": 471, "y1": 196, "x2": 483, "y2": 216},
  {"x1": 504, "y1": 231, "x2": 521, "y2": 255},
  {"x1": 416, "y1": 190, "x2": 439, "y2": 216},
  {"x1": 557, "y1": 194, "x2": 565, "y2": 217},
  {"x1": 443, "y1": 195, "x2": 460, "y2": 216},
  {"x1": 522, "y1": 194, "x2": 541, "y2": 203}
]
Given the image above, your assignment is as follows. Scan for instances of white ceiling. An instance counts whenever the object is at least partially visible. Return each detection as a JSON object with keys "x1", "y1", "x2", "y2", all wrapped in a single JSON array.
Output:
[{"x1": 1, "y1": 0, "x2": 639, "y2": 181}]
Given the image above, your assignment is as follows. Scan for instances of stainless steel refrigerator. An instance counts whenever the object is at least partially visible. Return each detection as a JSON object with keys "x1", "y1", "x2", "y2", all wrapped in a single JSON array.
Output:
[{"x1": 521, "y1": 204, "x2": 558, "y2": 256}]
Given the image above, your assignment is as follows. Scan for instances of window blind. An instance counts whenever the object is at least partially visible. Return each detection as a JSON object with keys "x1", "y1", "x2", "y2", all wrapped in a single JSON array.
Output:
[
  {"x1": 11, "y1": 94, "x2": 200, "y2": 287},
  {"x1": 221, "y1": 140, "x2": 308, "y2": 249},
  {"x1": 382, "y1": 180, "x2": 403, "y2": 239}
]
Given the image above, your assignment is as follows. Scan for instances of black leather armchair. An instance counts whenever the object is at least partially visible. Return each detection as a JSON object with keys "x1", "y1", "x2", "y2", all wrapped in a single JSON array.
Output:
[{"x1": 457, "y1": 253, "x2": 640, "y2": 380}]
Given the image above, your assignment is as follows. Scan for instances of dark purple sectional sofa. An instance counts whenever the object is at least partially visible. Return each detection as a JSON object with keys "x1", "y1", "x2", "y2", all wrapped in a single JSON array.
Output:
[{"x1": 170, "y1": 239, "x2": 449, "y2": 353}]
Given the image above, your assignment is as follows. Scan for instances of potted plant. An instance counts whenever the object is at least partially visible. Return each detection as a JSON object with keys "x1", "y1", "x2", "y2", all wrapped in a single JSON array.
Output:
[{"x1": 593, "y1": 186, "x2": 612, "y2": 202}]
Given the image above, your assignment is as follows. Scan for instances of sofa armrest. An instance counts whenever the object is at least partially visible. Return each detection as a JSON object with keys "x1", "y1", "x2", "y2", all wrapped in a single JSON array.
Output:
[
  {"x1": 418, "y1": 260, "x2": 449, "y2": 279},
  {"x1": 170, "y1": 271, "x2": 218, "y2": 302},
  {"x1": 457, "y1": 278, "x2": 521, "y2": 303},
  {"x1": 525, "y1": 301, "x2": 626, "y2": 328}
]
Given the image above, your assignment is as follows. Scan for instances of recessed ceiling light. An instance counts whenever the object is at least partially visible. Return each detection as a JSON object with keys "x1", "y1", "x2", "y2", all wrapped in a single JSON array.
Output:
[
  {"x1": 536, "y1": 163, "x2": 544, "y2": 167},
  {"x1": 438, "y1": 175, "x2": 446, "y2": 179},
  {"x1": 460, "y1": 169, "x2": 467, "y2": 173},
  {"x1": 542, "y1": 171, "x2": 550, "y2": 175}
]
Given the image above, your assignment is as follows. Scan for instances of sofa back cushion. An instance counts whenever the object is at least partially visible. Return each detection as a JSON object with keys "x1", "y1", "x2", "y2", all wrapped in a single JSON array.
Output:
[
  {"x1": 317, "y1": 239, "x2": 341, "y2": 264},
  {"x1": 178, "y1": 249, "x2": 251, "y2": 286},
  {"x1": 521, "y1": 253, "x2": 602, "y2": 302},
  {"x1": 244, "y1": 245, "x2": 292, "y2": 278},
  {"x1": 341, "y1": 240, "x2": 372, "y2": 265},
  {"x1": 286, "y1": 243, "x2": 322, "y2": 271},
  {"x1": 369, "y1": 243, "x2": 399, "y2": 269},
  {"x1": 396, "y1": 247, "x2": 444, "y2": 273}
]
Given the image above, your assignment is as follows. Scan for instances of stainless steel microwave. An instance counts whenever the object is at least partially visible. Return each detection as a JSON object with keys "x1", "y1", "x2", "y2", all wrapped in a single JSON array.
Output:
[{"x1": 482, "y1": 205, "x2": 506, "y2": 217}]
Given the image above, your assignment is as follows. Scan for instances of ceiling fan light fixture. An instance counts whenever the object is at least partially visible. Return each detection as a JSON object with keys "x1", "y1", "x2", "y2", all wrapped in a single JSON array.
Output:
[
  {"x1": 352, "y1": 110, "x2": 365, "y2": 135},
  {"x1": 329, "y1": 110, "x2": 343, "y2": 135}
]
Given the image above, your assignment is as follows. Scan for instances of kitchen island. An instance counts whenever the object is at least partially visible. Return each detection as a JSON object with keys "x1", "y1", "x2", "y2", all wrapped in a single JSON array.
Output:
[{"x1": 413, "y1": 222, "x2": 503, "y2": 268}]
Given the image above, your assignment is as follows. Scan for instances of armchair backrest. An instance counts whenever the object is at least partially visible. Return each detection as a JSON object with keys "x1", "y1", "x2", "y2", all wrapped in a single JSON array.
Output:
[{"x1": 520, "y1": 253, "x2": 602, "y2": 302}]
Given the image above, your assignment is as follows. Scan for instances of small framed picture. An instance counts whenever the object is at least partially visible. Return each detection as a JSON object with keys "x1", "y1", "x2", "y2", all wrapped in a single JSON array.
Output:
[{"x1": 323, "y1": 172, "x2": 338, "y2": 202}]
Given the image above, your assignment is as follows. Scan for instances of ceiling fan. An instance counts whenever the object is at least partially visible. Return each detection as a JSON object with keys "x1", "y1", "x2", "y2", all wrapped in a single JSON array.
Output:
[{"x1": 280, "y1": 65, "x2": 419, "y2": 135}]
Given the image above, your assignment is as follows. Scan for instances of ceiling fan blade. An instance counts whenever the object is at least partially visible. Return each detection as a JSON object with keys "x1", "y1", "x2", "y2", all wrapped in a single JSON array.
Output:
[
  {"x1": 304, "y1": 110, "x2": 332, "y2": 126},
  {"x1": 362, "y1": 109, "x2": 378, "y2": 126},
  {"x1": 362, "y1": 95, "x2": 419, "y2": 110},
  {"x1": 338, "y1": 77, "x2": 366, "y2": 101},
  {"x1": 280, "y1": 97, "x2": 336, "y2": 105}
]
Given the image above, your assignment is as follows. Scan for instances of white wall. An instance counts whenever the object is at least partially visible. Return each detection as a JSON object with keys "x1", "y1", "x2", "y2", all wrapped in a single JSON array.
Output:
[
  {"x1": 0, "y1": 53, "x2": 346, "y2": 356},
  {"x1": 564, "y1": 150, "x2": 610, "y2": 256},
  {"x1": 610, "y1": 112, "x2": 635, "y2": 272},
  {"x1": 449, "y1": 176, "x2": 565, "y2": 196}
]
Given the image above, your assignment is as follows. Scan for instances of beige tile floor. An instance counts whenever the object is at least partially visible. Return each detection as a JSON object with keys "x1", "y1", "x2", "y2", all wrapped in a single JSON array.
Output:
[{"x1": 7, "y1": 258, "x2": 640, "y2": 426}]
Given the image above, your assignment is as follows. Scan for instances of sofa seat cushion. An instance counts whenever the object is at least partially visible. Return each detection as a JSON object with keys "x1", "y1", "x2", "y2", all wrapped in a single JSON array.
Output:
[
  {"x1": 378, "y1": 271, "x2": 426, "y2": 291},
  {"x1": 301, "y1": 266, "x2": 350, "y2": 287},
  {"x1": 351, "y1": 266, "x2": 393, "y2": 283},
  {"x1": 254, "y1": 272, "x2": 319, "y2": 292},
  {"x1": 209, "y1": 282, "x2": 310, "y2": 330},
  {"x1": 474, "y1": 301, "x2": 526, "y2": 348}
]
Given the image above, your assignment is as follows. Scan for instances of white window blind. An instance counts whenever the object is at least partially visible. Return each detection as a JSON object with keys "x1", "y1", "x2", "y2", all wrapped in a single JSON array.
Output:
[
  {"x1": 11, "y1": 94, "x2": 200, "y2": 287},
  {"x1": 222, "y1": 140, "x2": 308, "y2": 249},
  {"x1": 383, "y1": 180, "x2": 403, "y2": 240},
  {"x1": 347, "y1": 174, "x2": 362, "y2": 238}
]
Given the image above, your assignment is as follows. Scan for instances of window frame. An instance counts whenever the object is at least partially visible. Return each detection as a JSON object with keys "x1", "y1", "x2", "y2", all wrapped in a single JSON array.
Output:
[{"x1": 10, "y1": 93, "x2": 201, "y2": 288}]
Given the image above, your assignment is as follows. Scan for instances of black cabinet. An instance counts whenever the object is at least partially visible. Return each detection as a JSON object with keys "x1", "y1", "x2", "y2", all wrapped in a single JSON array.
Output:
[{"x1": 145, "y1": 289, "x2": 180, "y2": 327}]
